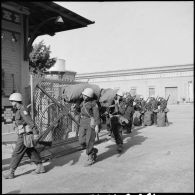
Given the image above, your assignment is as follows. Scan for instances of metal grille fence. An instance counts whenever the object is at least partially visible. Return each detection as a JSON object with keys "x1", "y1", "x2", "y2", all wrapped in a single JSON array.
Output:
[{"x1": 32, "y1": 77, "x2": 80, "y2": 144}]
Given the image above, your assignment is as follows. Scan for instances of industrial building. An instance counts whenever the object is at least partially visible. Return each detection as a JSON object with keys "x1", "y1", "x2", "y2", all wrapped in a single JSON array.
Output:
[{"x1": 75, "y1": 64, "x2": 194, "y2": 104}]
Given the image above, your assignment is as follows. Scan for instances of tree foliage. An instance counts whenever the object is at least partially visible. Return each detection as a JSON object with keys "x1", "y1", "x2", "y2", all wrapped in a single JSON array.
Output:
[{"x1": 29, "y1": 40, "x2": 56, "y2": 74}]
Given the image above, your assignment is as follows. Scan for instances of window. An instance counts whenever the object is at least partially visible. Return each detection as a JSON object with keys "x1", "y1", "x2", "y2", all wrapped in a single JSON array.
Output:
[{"x1": 149, "y1": 87, "x2": 155, "y2": 97}]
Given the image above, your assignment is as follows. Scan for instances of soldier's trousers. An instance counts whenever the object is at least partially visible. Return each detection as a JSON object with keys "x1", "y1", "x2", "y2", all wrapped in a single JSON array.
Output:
[
  {"x1": 79, "y1": 118, "x2": 96, "y2": 155},
  {"x1": 106, "y1": 116, "x2": 111, "y2": 134},
  {"x1": 110, "y1": 116, "x2": 123, "y2": 145},
  {"x1": 123, "y1": 117, "x2": 133, "y2": 133},
  {"x1": 10, "y1": 134, "x2": 42, "y2": 170},
  {"x1": 165, "y1": 113, "x2": 169, "y2": 123},
  {"x1": 141, "y1": 113, "x2": 144, "y2": 125}
]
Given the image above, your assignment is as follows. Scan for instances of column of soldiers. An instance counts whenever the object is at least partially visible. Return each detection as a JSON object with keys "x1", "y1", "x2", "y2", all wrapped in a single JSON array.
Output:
[{"x1": 4, "y1": 89, "x2": 169, "y2": 179}]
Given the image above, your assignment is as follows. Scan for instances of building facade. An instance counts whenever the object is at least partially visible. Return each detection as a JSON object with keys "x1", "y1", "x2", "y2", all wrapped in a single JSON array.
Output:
[
  {"x1": 75, "y1": 64, "x2": 194, "y2": 104},
  {"x1": 1, "y1": 2, "x2": 94, "y2": 136}
]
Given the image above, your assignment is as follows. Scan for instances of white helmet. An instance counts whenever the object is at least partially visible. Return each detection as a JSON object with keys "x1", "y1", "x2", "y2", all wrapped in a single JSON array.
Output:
[
  {"x1": 140, "y1": 95, "x2": 144, "y2": 99},
  {"x1": 82, "y1": 88, "x2": 94, "y2": 98},
  {"x1": 9, "y1": 93, "x2": 23, "y2": 102},
  {"x1": 117, "y1": 89, "x2": 124, "y2": 97}
]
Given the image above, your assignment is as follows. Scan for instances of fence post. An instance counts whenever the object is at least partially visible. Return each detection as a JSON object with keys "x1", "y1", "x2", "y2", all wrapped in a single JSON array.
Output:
[{"x1": 30, "y1": 74, "x2": 34, "y2": 120}]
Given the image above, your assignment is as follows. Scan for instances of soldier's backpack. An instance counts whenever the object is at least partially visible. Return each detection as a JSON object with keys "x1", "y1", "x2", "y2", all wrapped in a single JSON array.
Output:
[
  {"x1": 157, "y1": 111, "x2": 166, "y2": 127},
  {"x1": 133, "y1": 111, "x2": 141, "y2": 126},
  {"x1": 62, "y1": 83, "x2": 101, "y2": 103},
  {"x1": 99, "y1": 88, "x2": 118, "y2": 107},
  {"x1": 143, "y1": 110, "x2": 153, "y2": 126}
]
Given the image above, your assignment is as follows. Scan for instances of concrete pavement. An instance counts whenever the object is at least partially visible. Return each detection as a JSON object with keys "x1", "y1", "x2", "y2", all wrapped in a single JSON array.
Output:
[{"x1": 2, "y1": 104, "x2": 194, "y2": 193}]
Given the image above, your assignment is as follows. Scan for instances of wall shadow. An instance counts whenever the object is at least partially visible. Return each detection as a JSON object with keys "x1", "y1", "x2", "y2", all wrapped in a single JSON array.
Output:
[{"x1": 5, "y1": 190, "x2": 21, "y2": 194}]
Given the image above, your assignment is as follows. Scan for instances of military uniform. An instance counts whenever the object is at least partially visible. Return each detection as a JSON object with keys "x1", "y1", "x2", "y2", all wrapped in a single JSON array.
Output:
[
  {"x1": 4, "y1": 104, "x2": 44, "y2": 179},
  {"x1": 157, "y1": 99, "x2": 169, "y2": 126},
  {"x1": 77, "y1": 99, "x2": 100, "y2": 164},
  {"x1": 142, "y1": 101, "x2": 154, "y2": 126},
  {"x1": 140, "y1": 99, "x2": 146, "y2": 125},
  {"x1": 117, "y1": 98, "x2": 134, "y2": 133},
  {"x1": 151, "y1": 98, "x2": 160, "y2": 125},
  {"x1": 108, "y1": 103, "x2": 124, "y2": 153}
]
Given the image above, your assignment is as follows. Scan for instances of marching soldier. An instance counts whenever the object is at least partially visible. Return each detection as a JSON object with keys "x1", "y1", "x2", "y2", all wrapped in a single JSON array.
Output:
[
  {"x1": 142, "y1": 100, "x2": 154, "y2": 126},
  {"x1": 151, "y1": 96, "x2": 160, "y2": 125},
  {"x1": 115, "y1": 90, "x2": 134, "y2": 134},
  {"x1": 157, "y1": 97, "x2": 169, "y2": 126},
  {"x1": 75, "y1": 88, "x2": 100, "y2": 166},
  {"x1": 103, "y1": 89, "x2": 126, "y2": 153},
  {"x1": 3, "y1": 93, "x2": 45, "y2": 179}
]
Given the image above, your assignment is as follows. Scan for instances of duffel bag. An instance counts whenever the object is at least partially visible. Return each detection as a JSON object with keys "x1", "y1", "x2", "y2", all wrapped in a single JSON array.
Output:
[
  {"x1": 62, "y1": 83, "x2": 101, "y2": 103},
  {"x1": 143, "y1": 110, "x2": 153, "y2": 126},
  {"x1": 99, "y1": 88, "x2": 118, "y2": 107},
  {"x1": 157, "y1": 111, "x2": 166, "y2": 127}
]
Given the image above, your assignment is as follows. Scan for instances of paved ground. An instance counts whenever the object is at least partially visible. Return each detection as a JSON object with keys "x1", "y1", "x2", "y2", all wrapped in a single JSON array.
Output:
[{"x1": 2, "y1": 104, "x2": 194, "y2": 193}]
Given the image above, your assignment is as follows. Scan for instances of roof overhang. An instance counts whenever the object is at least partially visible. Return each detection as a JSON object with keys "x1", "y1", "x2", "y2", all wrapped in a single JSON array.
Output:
[{"x1": 15, "y1": 1, "x2": 95, "y2": 37}]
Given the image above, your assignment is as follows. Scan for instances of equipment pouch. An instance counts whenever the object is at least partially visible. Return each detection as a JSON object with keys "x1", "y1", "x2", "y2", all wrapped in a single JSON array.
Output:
[
  {"x1": 23, "y1": 133, "x2": 34, "y2": 148},
  {"x1": 90, "y1": 117, "x2": 96, "y2": 128}
]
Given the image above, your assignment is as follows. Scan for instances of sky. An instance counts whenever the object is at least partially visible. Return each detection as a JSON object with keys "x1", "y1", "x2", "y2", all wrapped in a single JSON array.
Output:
[{"x1": 34, "y1": 1, "x2": 194, "y2": 74}]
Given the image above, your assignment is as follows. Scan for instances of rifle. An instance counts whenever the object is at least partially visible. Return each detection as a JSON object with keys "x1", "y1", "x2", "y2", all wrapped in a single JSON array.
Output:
[
  {"x1": 145, "y1": 97, "x2": 149, "y2": 103},
  {"x1": 166, "y1": 94, "x2": 170, "y2": 102}
]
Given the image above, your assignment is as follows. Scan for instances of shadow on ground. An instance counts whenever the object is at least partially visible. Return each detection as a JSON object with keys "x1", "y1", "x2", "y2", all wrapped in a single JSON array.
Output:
[
  {"x1": 43, "y1": 148, "x2": 83, "y2": 172},
  {"x1": 96, "y1": 125, "x2": 148, "y2": 162}
]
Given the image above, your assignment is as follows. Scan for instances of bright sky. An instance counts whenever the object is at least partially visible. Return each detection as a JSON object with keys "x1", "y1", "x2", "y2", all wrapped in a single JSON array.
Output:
[{"x1": 34, "y1": 1, "x2": 194, "y2": 74}]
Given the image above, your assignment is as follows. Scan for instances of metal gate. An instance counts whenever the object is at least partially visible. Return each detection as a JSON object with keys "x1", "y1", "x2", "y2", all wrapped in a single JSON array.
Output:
[{"x1": 30, "y1": 74, "x2": 82, "y2": 159}]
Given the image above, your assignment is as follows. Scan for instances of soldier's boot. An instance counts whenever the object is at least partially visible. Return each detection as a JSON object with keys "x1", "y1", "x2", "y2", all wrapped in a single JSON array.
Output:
[
  {"x1": 84, "y1": 155, "x2": 95, "y2": 166},
  {"x1": 126, "y1": 128, "x2": 132, "y2": 134},
  {"x1": 31, "y1": 163, "x2": 46, "y2": 174},
  {"x1": 92, "y1": 148, "x2": 98, "y2": 161},
  {"x1": 84, "y1": 148, "x2": 98, "y2": 166},
  {"x1": 117, "y1": 144, "x2": 123, "y2": 153},
  {"x1": 3, "y1": 168, "x2": 15, "y2": 179}
]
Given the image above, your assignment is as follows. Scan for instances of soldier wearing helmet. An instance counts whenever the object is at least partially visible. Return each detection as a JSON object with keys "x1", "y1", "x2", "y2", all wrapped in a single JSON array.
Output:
[
  {"x1": 115, "y1": 90, "x2": 134, "y2": 134},
  {"x1": 105, "y1": 89, "x2": 132, "y2": 153},
  {"x1": 75, "y1": 88, "x2": 100, "y2": 166},
  {"x1": 3, "y1": 93, "x2": 45, "y2": 179}
]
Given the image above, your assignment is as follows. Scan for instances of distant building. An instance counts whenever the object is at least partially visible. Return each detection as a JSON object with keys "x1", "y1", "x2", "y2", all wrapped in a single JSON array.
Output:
[
  {"x1": 44, "y1": 59, "x2": 76, "y2": 82},
  {"x1": 75, "y1": 64, "x2": 194, "y2": 104}
]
